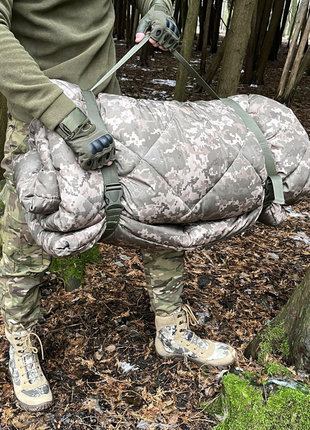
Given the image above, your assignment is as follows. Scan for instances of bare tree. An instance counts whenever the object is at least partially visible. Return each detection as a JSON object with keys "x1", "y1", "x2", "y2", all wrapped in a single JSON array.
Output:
[
  {"x1": 174, "y1": 0, "x2": 201, "y2": 102},
  {"x1": 256, "y1": 0, "x2": 286, "y2": 84},
  {"x1": 200, "y1": 0, "x2": 213, "y2": 74},
  {"x1": 217, "y1": 0, "x2": 257, "y2": 97},
  {"x1": 277, "y1": 0, "x2": 310, "y2": 102}
]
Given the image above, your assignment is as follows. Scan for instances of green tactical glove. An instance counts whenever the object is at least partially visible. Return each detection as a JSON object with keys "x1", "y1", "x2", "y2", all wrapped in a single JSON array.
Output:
[
  {"x1": 137, "y1": 1, "x2": 180, "y2": 51},
  {"x1": 55, "y1": 107, "x2": 115, "y2": 171}
]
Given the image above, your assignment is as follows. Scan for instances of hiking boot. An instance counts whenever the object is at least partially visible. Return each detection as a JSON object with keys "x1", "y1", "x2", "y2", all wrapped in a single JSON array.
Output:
[
  {"x1": 155, "y1": 305, "x2": 237, "y2": 368},
  {"x1": 5, "y1": 328, "x2": 53, "y2": 411}
]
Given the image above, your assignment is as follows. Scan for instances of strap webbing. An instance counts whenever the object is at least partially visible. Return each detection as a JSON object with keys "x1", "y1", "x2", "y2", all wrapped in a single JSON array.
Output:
[
  {"x1": 91, "y1": 34, "x2": 151, "y2": 93},
  {"x1": 172, "y1": 50, "x2": 221, "y2": 101},
  {"x1": 101, "y1": 163, "x2": 123, "y2": 240},
  {"x1": 81, "y1": 90, "x2": 123, "y2": 240},
  {"x1": 222, "y1": 98, "x2": 284, "y2": 205},
  {"x1": 82, "y1": 90, "x2": 106, "y2": 129}
]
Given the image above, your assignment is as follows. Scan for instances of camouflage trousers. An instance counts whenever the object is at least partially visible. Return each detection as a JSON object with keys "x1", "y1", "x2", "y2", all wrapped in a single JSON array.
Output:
[
  {"x1": 0, "y1": 115, "x2": 52, "y2": 333},
  {"x1": 0, "y1": 115, "x2": 185, "y2": 332}
]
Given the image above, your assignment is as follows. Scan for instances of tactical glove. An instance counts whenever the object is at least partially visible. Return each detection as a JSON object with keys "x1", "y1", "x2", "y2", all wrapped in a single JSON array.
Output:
[
  {"x1": 55, "y1": 107, "x2": 115, "y2": 171},
  {"x1": 137, "y1": 1, "x2": 180, "y2": 51}
]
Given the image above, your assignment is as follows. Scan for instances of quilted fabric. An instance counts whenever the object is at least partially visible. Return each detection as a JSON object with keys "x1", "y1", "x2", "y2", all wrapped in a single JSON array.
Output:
[{"x1": 13, "y1": 80, "x2": 310, "y2": 257}]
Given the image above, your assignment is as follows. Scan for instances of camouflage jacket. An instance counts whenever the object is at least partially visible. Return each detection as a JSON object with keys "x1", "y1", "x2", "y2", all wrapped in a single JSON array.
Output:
[{"x1": 13, "y1": 80, "x2": 310, "y2": 257}]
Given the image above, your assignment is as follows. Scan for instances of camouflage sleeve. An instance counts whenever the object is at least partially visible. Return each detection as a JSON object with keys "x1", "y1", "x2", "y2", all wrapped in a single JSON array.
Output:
[
  {"x1": 129, "y1": 0, "x2": 173, "y2": 15},
  {"x1": 0, "y1": 0, "x2": 76, "y2": 129}
]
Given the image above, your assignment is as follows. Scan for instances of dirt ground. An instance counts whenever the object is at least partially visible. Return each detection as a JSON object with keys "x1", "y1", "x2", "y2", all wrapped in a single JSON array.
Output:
[{"x1": 1, "y1": 41, "x2": 310, "y2": 429}]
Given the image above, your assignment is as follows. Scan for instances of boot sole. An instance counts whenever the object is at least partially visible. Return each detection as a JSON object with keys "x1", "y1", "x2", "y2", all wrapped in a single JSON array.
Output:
[
  {"x1": 156, "y1": 351, "x2": 237, "y2": 370},
  {"x1": 17, "y1": 398, "x2": 54, "y2": 412}
]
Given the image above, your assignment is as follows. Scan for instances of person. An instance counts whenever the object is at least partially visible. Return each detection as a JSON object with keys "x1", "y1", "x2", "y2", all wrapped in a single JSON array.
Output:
[{"x1": 0, "y1": 0, "x2": 237, "y2": 412}]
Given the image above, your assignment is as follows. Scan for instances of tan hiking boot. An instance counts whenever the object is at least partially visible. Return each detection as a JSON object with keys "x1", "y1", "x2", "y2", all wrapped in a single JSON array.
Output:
[
  {"x1": 5, "y1": 328, "x2": 53, "y2": 411},
  {"x1": 155, "y1": 305, "x2": 237, "y2": 368}
]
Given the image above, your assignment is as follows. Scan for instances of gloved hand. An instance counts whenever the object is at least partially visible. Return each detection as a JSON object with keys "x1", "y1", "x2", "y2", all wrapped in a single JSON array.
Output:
[
  {"x1": 136, "y1": 1, "x2": 180, "y2": 51},
  {"x1": 55, "y1": 107, "x2": 115, "y2": 171}
]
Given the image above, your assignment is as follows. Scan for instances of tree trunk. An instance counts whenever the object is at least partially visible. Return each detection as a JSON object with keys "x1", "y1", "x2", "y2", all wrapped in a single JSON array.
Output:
[
  {"x1": 245, "y1": 268, "x2": 310, "y2": 371},
  {"x1": 131, "y1": 7, "x2": 140, "y2": 46},
  {"x1": 217, "y1": 0, "x2": 257, "y2": 97},
  {"x1": 174, "y1": 0, "x2": 200, "y2": 102},
  {"x1": 197, "y1": 0, "x2": 207, "y2": 51},
  {"x1": 287, "y1": 0, "x2": 301, "y2": 47},
  {"x1": 243, "y1": 2, "x2": 259, "y2": 84},
  {"x1": 256, "y1": 0, "x2": 286, "y2": 84},
  {"x1": 243, "y1": 0, "x2": 273, "y2": 84},
  {"x1": 277, "y1": 0, "x2": 309, "y2": 101},
  {"x1": 181, "y1": 0, "x2": 189, "y2": 35},
  {"x1": 280, "y1": 14, "x2": 310, "y2": 104},
  {"x1": 0, "y1": 93, "x2": 7, "y2": 181},
  {"x1": 226, "y1": 0, "x2": 235, "y2": 34},
  {"x1": 269, "y1": 0, "x2": 292, "y2": 61},
  {"x1": 210, "y1": 0, "x2": 223, "y2": 54},
  {"x1": 200, "y1": 0, "x2": 213, "y2": 74},
  {"x1": 174, "y1": 0, "x2": 182, "y2": 29},
  {"x1": 254, "y1": 0, "x2": 274, "y2": 67},
  {"x1": 204, "y1": 35, "x2": 227, "y2": 84}
]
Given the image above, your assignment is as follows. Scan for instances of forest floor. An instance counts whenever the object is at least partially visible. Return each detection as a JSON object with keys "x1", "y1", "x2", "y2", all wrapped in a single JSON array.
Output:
[{"x1": 1, "y1": 41, "x2": 310, "y2": 429}]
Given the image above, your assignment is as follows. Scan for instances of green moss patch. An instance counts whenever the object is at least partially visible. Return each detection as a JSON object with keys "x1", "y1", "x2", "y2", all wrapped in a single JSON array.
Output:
[
  {"x1": 206, "y1": 372, "x2": 310, "y2": 429},
  {"x1": 257, "y1": 321, "x2": 290, "y2": 364},
  {"x1": 264, "y1": 361, "x2": 291, "y2": 377},
  {"x1": 50, "y1": 245, "x2": 101, "y2": 291}
]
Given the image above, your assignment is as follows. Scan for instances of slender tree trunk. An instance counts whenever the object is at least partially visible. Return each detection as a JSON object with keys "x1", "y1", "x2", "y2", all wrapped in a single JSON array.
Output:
[
  {"x1": 256, "y1": 0, "x2": 286, "y2": 84},
  {"x1": 197, "y1": 0, "x2": 207, "y2": 51},
  {"x1": 245, "y1": 268, "x2": 310, "y2": 372},
  {"x1": 174, "y1": 0, "x2": 200, "y2": 102},
  {"x1": 226, "y1": 0, "x2": 235, "y2": 34},
  {"x1": 280, "y1": 14, "x2": 310, "y2": 103},
  {"x1": 174, "y1": 0, "x2": 182, "y2": 29},
  {"x1": 126, "y1": 2, "x2": 132, "y2": 47},
  {"x1": 277, "y1": 0, "x2": 309, "y2": 100},
  {"x1": 200, "y1": 0, "x2": 213, "y2": 74},
  {"x1": 217, "y1": 0, "x2": 257, "y2": 97},
  {"x1": 269, "y1": 0, "x2": 292, "y2": 61},
  {"x1": 131, "y1": 7, "x2": 140, "y2": 46},
  {"x1": 181, "y1": 1, "x2": 189, "y2": 35},
  {"x1": 254, "y1": 0, "x2": 274, "y2": 68},
  {"x1": 243, "y1": 1, "x2": 259, "y2": 84},
  {"x1": 210, "y1": 0, "x2": 223, "y2": 54},
  {"x1": 243, "y1": 0, "x2": 273, "y2": 84},
  {"x1": 204, "y1": 35, "x2": 227, "y2": 84}
]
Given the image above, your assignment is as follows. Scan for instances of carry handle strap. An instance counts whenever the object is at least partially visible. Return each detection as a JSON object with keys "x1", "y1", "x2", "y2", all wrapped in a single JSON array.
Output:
[
  {"x1": 82, "y1": 89, "x2": 123, "y2": 240},
  {"x1": 90, "y1": 37, "x2": 285, "y2": 207}
]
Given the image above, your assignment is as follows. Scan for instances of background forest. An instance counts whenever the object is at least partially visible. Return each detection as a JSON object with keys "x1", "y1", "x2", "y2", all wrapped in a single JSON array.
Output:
[{"x1": 1, "y1": 0, "x2": 310, "y2": 428}]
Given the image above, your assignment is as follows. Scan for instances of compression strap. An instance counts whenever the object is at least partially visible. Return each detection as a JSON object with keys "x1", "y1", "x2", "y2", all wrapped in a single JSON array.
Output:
[{"x1": 82, "y1": 90, "x2": 123, "y2": 240}]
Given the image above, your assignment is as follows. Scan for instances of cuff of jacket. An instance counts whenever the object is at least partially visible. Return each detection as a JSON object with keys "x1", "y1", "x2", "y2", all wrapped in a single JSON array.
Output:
[
  {"x1": 150, "y1": 0, "x2": 172, "y2": 14},
  {"x1": 38, "y1": 93, "x2": 76, "y2": 130}
]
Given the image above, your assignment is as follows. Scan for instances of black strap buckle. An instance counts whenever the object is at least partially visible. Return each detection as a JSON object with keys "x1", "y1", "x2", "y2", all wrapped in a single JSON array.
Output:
[{"x1": 104, "y1": 182, "x2": 123, "y2": 212}]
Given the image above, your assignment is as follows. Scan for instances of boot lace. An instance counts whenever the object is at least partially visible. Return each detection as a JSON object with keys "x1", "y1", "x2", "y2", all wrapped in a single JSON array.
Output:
[
  {"x1": 177, "y1": 304, "x2": 199, "y2": 332},
  {"x1": 176, "y1": 304, "x2": 203, "y2": 352},
  {"x1": 14, "y1": 331, "x2": 44, "y2": 383}
]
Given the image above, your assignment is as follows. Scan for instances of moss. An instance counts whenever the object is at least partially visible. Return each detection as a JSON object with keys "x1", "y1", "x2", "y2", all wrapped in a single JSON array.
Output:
[
  {"x1": 202, "y1": 395, "x2": 223, "y2": 418},
  {"x1": 257, "y1": 321, "x2": 290, "y2": 364},
  {"x1": 207, "y1": 373, "x2": 310, "y2": 430},
  {"x1": 264, "y1": 361, "x2": 291, "y2": 377},
  {"x1": 50, "y1": 245, "x2": 101, "y2": 291},
  {"x1": 242, "y1": 371, "x2": 258, "y2": 381},
  {"x1": 219, "y1": 374, "x2": 264, "y2": 426}
]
